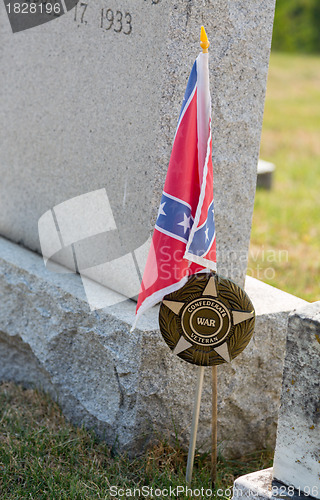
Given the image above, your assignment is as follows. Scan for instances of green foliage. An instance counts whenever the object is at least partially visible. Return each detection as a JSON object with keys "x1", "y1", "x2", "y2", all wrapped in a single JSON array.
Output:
[{"x1": 272, "y1": 0, "x2": 320, "y2": 53}]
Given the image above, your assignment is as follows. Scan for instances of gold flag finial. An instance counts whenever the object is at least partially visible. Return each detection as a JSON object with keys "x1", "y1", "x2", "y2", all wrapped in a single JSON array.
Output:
[{"x1": 200, "y1": 26, "x2": 210, "y2": 53}]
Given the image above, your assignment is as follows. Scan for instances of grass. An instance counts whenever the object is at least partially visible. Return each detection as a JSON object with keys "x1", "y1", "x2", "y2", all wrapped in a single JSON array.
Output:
[
  {"x1": 248, "y1": 52, "x2": 320, "y2": 302},
  {"x1": 0, "y1": 382, "x2": 273, "y2": 499}
]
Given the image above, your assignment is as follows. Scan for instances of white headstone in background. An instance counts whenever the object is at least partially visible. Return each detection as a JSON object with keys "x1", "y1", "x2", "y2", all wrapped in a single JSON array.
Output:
[
  {"x1": 273, "y1": 302, "x2": 320, "y2": 499},
  {"x1": 0, "y1": 0, "x2": 276, "y2": 298}
]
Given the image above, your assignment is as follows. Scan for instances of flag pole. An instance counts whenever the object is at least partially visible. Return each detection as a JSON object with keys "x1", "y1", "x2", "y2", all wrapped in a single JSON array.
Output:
[
  {"x1": 186, "y1": 365, "x2": 205, "y2": 484},
  {"x1": 185, "y1": 27, "x2": 211, "y2": 486},
  {"x1": 200, "y1": 26, "x2": 219, "y2": 486}
]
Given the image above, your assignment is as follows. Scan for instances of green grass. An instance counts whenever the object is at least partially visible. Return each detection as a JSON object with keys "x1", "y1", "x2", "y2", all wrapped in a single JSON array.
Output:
[
  {"x1": 249, "y1": 52, "x2": 320, "y2": 301},
  {"x1": 0, "y1": 382, "x2": 273, "y2": 499}
]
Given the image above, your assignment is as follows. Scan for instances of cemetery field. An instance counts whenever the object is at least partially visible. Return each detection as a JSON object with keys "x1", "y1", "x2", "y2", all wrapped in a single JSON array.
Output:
[
  {"x1": 249, "y1": 52, "x2": 320, "y2": 302},
  {"x1": 0, "y1": 382, "x2": 273, "y2": 499}
]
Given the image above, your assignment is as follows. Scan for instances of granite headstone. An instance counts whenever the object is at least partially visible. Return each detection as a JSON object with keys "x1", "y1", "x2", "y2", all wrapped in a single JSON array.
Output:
[
  {"x1": 2, "y1": 0, "x2": 301, "y2": 459},
  {"x1": 0, "y1": 0, "x2": 276, "y2": 299}
]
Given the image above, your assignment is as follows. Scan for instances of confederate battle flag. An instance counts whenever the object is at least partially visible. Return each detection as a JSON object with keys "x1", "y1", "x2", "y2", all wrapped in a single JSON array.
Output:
[{"x1": 132, "y1": 45, "x2": 216, "y2": 328}]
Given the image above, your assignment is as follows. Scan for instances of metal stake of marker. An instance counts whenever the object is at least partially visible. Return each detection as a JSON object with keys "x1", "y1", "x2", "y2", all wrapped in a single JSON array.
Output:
[
  {"x1": 186, "y1": 365, "x2": 205, "y2": 484},
  {"x1": 211, "y1": 365, "x2": 218, "y2": 486}
]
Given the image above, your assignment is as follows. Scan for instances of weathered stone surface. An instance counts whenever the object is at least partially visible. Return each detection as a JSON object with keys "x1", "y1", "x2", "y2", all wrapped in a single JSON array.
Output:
[
  {"x1": 232, "y1": 468, "x2": 274, "y2": 500},
  {"x1": 273, "y1": 302, "x2": 320, "y2": 498},
  {"x1": 0, "y1": 237, "x2": 307, "y2": 457},
  {"x1": 232, "y1": 468, "x2": 310, "y2": 500},
  {"x1": 0, "y1": 0, "x2": 276, "y2": 293}
]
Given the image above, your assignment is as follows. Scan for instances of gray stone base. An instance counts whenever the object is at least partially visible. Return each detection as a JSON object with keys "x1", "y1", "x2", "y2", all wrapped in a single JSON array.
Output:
[
  {"x1": 0, "y1": 236, "x2": 307, "y2": 457},
  {"x1": 232, "y1": 468, "x2": 315, "y2": 500}
]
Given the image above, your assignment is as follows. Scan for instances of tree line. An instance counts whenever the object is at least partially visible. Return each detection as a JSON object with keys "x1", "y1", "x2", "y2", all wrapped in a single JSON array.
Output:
[{"x1": 272, "y1": 0, "x2": 320, "y2": 53}]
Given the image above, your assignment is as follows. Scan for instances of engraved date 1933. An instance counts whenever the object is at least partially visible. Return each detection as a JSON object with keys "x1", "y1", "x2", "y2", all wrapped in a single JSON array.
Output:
[
  {"x1": 74, "y1": 0, "x2": 160, "y2": 34},
  {"x1": 73, "y1": 2, "x2": 132, "y2": 34}
]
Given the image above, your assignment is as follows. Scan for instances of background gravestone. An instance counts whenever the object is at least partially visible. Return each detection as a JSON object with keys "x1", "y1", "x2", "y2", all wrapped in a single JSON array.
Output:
[{"x1": 0, "y1": 0, "x2": 276, "y2": 295}]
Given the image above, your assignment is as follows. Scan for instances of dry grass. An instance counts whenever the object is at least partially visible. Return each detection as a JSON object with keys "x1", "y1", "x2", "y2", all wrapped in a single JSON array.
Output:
[
  {"x1": 0, "y1": 382, "x2": 273, "y2": 499},
  {"x1": 249, "y1": 53, "x2": 320, "y2": 302}
]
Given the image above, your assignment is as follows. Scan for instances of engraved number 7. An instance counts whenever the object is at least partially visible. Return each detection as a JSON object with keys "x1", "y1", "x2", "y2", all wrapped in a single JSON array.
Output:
[
  {"x1": 74, "y1": 2, "x2": 87, "y2": 23},
  {"x1": 80, "y1": 3, "x2": 87, "y2": 24}
]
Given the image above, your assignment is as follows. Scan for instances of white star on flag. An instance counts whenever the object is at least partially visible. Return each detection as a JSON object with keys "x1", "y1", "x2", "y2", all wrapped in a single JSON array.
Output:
[
  {"x1": 205, "y1": 227, "x2": 209, "y2": 241},
  {"x1": 158, "y1": 202, "x2": 166, "y2": 217},
  {"x1": 177, "y1": 213, "x2": 191, "y2": 234}
]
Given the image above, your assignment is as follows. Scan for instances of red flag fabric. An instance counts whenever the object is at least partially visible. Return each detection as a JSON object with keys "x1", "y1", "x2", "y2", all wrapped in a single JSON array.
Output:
[{"x1": 133, "y1": 51, "x2": 216, "y2": 328}]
